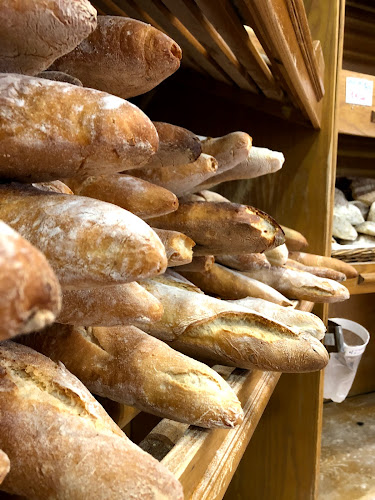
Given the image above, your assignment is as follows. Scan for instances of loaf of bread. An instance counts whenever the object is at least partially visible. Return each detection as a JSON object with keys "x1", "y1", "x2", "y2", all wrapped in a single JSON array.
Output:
[
  {"x1": 0, "y1": 221, "x2": 61, "y2": 341},
  {"x1": 198, "y1": 146, "x2": 284, "y2": 190},
  {"x1": 140, "y1": 280, "x2": 328, "y2": 372},
  {"x1": 264, "y1": 243, "x2": 288, "y2": 266},
  {"x1": 179, "y1": 263, "x2": 293, "y2": 306},
  {"x1": 228, "y1": 297, "x2": 326, "y2": 339},
  {"x1": 286, "y1": 259, "x2": 346, "y2": 282},
  {"x1": 57, "y1": 283, "x2": 163, "y2": 326},
  {"x1": 131, "y1": 153, "x2": 218, "y2": 196},
  {"x1": 199, "y1": 132, "x2": 252, "y2": 175},
  {"x1": 289, "y1": 251, "x2": 358, "y2": 279},
  {"x1": 0, "y1": 184, "x2": 167, "y2": 288},
  {"x1": 150, "y1": 201, "x2": 284, "y2": 255},
  {"x1": 241, "y1": 266, "x2": 350, "y2": 302},
  {"x1": 52, "y1": 16, "x2": 182, "y2": 99},
  {"x1": 33, "y1": 180, "x2": 74, "y2": 195},
  {"x1": 0, "y1": 74, "x2": 158, "y2": 182},
  {"x1": 177, "y1": 255, "x2": 215, "y2": 272},
  {"x1": 0, "y1": 341, "x2": 183, "y2": 499},
  {"x1": 0, "y1": 0, "x2": 97, "y2": 75},
  {"x1": 0, "y1": 451, "x2": 9, "y2": 486},
  {"x1": 21, "y1": 324, "x2": 243, "y2": 429},
  {"x1": 216, "y1": 253, "x2": 271, "y2": 271},
  {"x1": 281, "y1": 225, "x2": 309, "y2": 251},
  {"x1": 66, "y1": 174, "x2": 178, "y2": 220},
  {"x1": 152, "y1": 228, "x2": 195, "y2": 267},
  {"x1": 152, "y1": 270, "x2": 204, "y2": 294},
  {"x1": 36, "y1": 71, "x2": 83, "y2": 86},
  {"x1": 181, "y1": 190, "x2": 230, "y2": 203}
]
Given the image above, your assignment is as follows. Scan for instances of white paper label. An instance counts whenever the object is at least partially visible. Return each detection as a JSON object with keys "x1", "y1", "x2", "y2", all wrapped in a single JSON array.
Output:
[{"x1": 346, "y1": 77, "x2": 373, "y2": 106}]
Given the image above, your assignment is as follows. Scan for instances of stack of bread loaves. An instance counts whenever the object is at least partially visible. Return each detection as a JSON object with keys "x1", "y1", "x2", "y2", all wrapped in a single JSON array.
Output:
[{"x1": 0, "y1": 2, "x2": 349, "y2": 498}]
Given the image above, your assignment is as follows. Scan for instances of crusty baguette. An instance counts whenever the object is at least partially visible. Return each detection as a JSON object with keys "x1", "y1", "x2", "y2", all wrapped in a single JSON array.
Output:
[
  {"x1": 152, "y1": 228, "x2": 195, "y2": 267},
  {"x1": 177, "y1": 256, "x2": 215, "y2": 272},
  {"x1": 0, "y1": 0, "x2": 97, "y2": 75},
  {"x1": 66, "y1": 174, "x2": 178, "y2": 220},
  {"x1": 152, "y1": 270, "x2": 204, "y2": 294},
  {"x1": 33, "y1": 180, "x2": 73, "y2": 195},
  {"x1": 288, "y1": 252, "x2": 358, "y2": 279},
  {"x1": 199, "y1": 132, "x2": 252, "y2": 175},
  {"x1": 281, "y1": 225, "x2": 308, "y2": 251},
  {"x1": 52, "y1": 16, "x2": 181, "y2": 99},
  {"x1": 57, "y1": 283, "x2": 163, "y2": 326},
  {"x1": 36, "y1": 71, "x2": 83, "y2": 86},
  {"x1": 140, "y1": 280, "x2": 328, "y2": 372},
  {"x1": 0, "y1": 221, "x2": 61, "y2": 341},
  {"x1": 21, "y1": 324, "x2": 243, "y2": 429},
  {"x1": 180, "y1": 190, "x2": 230, "y2": 203},
  {"x1": 131, "y1": 153, "x2": 218, "y2": 197},
  {"x1": 0, "y1": 450, "x2": 10, "y2": 486},
  {"x1": 228, "y1": 297, "x2": 325, "y2": 339},
  {"x1": 264, "y1": 243, "x2": 288, "y2": 266},
  {"x1": 0, "y1": 74, "x2": 158, "y2": 182},
  {"x1": 0, "y1": 341, "x2": 183, "y2": 500},
  {"x1": 197, "y1": 146, "x2": 284, "y2": 190},
  {"x1": 216, "y1": 253, "x2": 270, "y2": 271},
  {"x1": 241, "y1": 266, "x2": 350, "y2": 302},
  {"x1": 0, "y1": 184, "x2": 167, "y2": 288},
  {"x1": 150, "y1": 201, "x2": 284, "y2": 255},
  {"x1": 286, "y1": 259, "x2": 346, "y2": 282},
  {"x1": 179, "y1": 263, "x2": 293, "y2": 306}
]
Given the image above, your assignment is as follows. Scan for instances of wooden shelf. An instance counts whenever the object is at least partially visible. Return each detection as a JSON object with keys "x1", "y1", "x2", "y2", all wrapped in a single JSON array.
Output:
[{"x1": 343, "y1": 261, "x2": 375, "y2": 294}]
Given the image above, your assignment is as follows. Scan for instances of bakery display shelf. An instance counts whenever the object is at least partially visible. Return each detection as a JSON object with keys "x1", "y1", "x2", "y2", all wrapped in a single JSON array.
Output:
[
  {"x1": 339, "y1": 261, "x2": 375, "y2": 294},
  {"x1": 92, "y1": 0, "x2": 324, "y2": 128}
]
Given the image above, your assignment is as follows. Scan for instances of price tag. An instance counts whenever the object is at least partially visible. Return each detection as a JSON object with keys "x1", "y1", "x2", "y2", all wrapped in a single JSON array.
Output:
[{"x1": 346, "y1": 77, "x2": 373, "y2": 106}]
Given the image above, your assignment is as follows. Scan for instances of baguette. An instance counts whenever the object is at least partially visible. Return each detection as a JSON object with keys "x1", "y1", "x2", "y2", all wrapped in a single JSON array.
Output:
[
  {"x1": 264, "y1": 243, "x2": 288, "y2": 266},
  {"x1": 21, "y1": 324, "x2": 243, "y2": 429},
  {"x1": 57, "y1": 283, "x2": 163, "y2": 326},
  {"x1": 52, "y1": 16, "x2": 182, "y2": 99},
  {"x1": 33, "y1": 180, "x2": 73, "y2": 195},
  {"x1": 288, "y1": 252, "x2": 358, "y2": 279},
  {"x1": 280, "y1": 225, "x2": 308, "y2": 251},
  {"x1": 179, "y1": 263, "x2": 293, "y2": 306},
  {"x1": 0, "y1": 341, "x2": 183, "y2": 499},
  {"x1": 228, "y1": 297, "x2": 326, "y2": 339},
  {"x1": 0, "y1": 184, "x2": 167, "y2": 288},
  {"x1": 177, "y1": 256, "x2": 215, "y2": 272},
  {"x1": 0, "y1": 451, "x2": 9, "y2": 486},
  {"x1": 180, "y1": 190, "x2": 230, "y2": 203},
  {"x1": 131, "y1": 153, "x2": 218, "y2": 196},
  {"x1": 241, "y1": 266, "x2": 350, "y2": 302},
  {"x1": 199, "y1": 132, "x2": 252, "y2": 175},
  {"x1": 286, "y1": 259, "x2": 346, "y2": 282},
  {"x1": 66, "y1": 174, "x2": 178, "y2": 220},
  {"x1": 0, "y1": 0, "x2": 97, "y2": 75},
  {"x1": 216, "y1": 253, "x2": 270, "y2": 271},
  {"x1": 0, "y1": 221, "x2": 61, "y2": 340},
  {"x1": 152, "y1": 270, "x2": 205, "y2": 294},
  {"x1": 152, "y1": 228, "x2": 195, "y2": 267},
  {"x1": 36, "y1": 71, "x2": 83, "y2": 86},
  {"x1": 150, "y1": 201, "x2": 284, "y2": 255},
  {"x1": 0, "y1": 74, "x2": 159, "y2": 182}
]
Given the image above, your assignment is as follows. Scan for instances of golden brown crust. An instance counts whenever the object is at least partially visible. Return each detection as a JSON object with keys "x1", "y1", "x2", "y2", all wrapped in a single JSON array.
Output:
[
  {"x1": 216, "y1": 253, "x2": 270, "y2": 271},
  {"x1": 0, "y1": 184, "x2": 167, "y2": 288},
  {"x1": 152, "y1": 228, "x2": 195, "y2": 267},
  {"x1": 52, "y1": 16, "x2": 182, "y2": 99},
  {"x1": 66, "y1": 174, "x2": 178, "y2": 220},
  {"x1": 280, "y1": 225, "x2": 309, "y2": 251},
  {"x1": 0, "y1": 74, "x2": 159, "y2": 182},
  {"x1": 33, "y1": 180, "x2": 73, "y2": 195},
  {"x1": 0, "y1": 0, "x2": 97, "y2": 75},
  {"x1": 0, "y1": 221, "x2": 61, "y2": 341},
  {"x1": 200, "y1": 132, "x2": 252, "y2": 175},
  {"x1": 286, "y1": 259, "x2": 346, "y2": 282},
  {"x1": 289, "y1": 251, "x2": 358, "y2": 279},
  {"x1": 0, "y1": 450, "x2": 10, "y2": 486},
  {"x1": 177, "y1": 256, "x2": 215, "y2": 272},
  {"x1": 36, "y1": 71, "x2": 83, "y2": 86},
  {"x1": 180, "y1": 190, "x2": 230, "y2": 203}
]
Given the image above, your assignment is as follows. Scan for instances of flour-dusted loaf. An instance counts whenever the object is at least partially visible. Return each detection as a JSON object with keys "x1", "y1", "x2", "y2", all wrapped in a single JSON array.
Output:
[
  {"x1": 264, "y1": 243, "x2": 288, "y2": 266},
  {"x1": 57, "y1": 283, "x2": 163, "y2": 326},
  {"x1": 21, "y1": 325, "x2": 243, "y2": 429},
  {"x1": 0, "y1": 221, "x2": 61, "y2": 341},
  {"x1": 150, "y1": 201, "x2": 284, "y2": 255},
  {"x1": 288, "y1": 252, "x2": 358, "y2": 279},
  {"x1": 33, "y1": 180, "x2": 74, "y2": 195},
  {"x1": 0, "y1": 74, "x2": 159, "y2": 182},
  {"x1": 199, "y1": 132, "x2": 252, "y2": 175},
  {"x1": 181, "y1": 190, "x2": 230, "y2": 203},
  {"x1": 52, "y1": 16, "x2": 182, "y2": 99},
  {"x1": 36, "y1": 71, "x2": 83, "y2": 86},
  {"x1": 0, "y1": 341, "x2": 183, "y2": 500},
  {"x1": 0, "y1": 0, "x2": 97, "y2": 75},
  {"x1": 66, "y1": 174, "x2": 178, "y2": 220},
  {"x1": 177, "y1": 255, "x2": 215, "y2": 272},
  {"x1": 281, "y1": 225, "x2": 308, "y2": 251},
  {"x1": 216, "y1": 253, "x2": 271, "y2": 271},
  {"x1": 152, "y1": 228, "x2": 195, "y2": 267},
  {"x1": 286, "y1": 259, "x2": 346, "y2": 282},
  {"x1": 152, "y1": 270, "x2": 204, "y2": 294},
  {"x1": 0, "y1": 184, "x2": 167, "y2": 288},
  {"x1": 0, "y1": 451, "x2": 9, "y2": 486}
]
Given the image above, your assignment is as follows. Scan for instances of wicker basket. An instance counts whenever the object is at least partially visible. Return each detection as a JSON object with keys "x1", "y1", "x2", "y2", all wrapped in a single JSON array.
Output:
[{"x1": 331, "y1": 247, "x2": 375, "y2": 263}]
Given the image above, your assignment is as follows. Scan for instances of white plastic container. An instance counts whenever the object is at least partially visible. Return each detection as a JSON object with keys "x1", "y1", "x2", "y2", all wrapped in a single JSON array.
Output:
[{"x1": 323, "y1": 318, "x2": 370, "y2": 403}]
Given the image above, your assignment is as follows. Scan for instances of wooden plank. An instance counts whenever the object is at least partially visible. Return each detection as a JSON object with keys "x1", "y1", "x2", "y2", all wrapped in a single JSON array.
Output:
[{"x1": 344, "y1": 272, "x2": 375, "y2": 295}]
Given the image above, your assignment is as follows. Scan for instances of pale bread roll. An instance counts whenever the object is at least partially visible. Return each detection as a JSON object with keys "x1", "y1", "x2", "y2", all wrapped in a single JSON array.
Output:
[
  {"x1": 21, "y1": 324, "x2": 243, "y2": 429},
  {"x1": 0, "y1": 74, "x2": 159, "y2": 182},
  {"x1": 200, "y1": 132, "x2": 252, "y2": 174},
  {"x1": 286, "y1": 259, "x2": 346, "y2": 282},
  {"x1": 0, "y1": 0, "x2": 97, "y2": 75},
  {"x1": 265, "y1": 243, "x2": 288, "y2": 266},
  {"x1": 216, "y1": 253, "x2": 271, "y2": 271},
  {"x1": 0, "y1": 450, "x2": 10, "y2": 486},
  {"x1": 152, "y1": 228, "x2": 195, "y2": 267},
  {"x1": 0, "y1": 341, "x2": 183, "y2": 500},
  {"x1": 52, "y1": 16, "x2": 182, "y2": 99},
  {"x1": 0, "y1": 184, "x2": 167, "y2": 288},
  {"x1": 0, "y1": 221, "x2": 61, "y2": 341},
  {"x1": 289, "y1": 252, "x2": 358, "y2": 279}
]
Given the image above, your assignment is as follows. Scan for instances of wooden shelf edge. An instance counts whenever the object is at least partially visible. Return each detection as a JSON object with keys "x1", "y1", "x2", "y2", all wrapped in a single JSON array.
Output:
[{"x1": 344, "y1": 261, "x2": 375, "y2": 294}]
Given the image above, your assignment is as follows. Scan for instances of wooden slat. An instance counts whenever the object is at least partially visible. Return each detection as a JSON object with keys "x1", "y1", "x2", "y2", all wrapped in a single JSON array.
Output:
[{"x1": 345, "y1": 272, "x2": 375, "y2": 294}]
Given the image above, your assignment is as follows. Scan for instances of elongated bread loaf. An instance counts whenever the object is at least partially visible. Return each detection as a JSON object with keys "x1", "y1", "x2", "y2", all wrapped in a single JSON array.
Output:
[
  {"x1": 281, "y1": 225, "x2": 308, "y2": 251},
  {"x1": 181, "y1": 190, "x2": 230, "y2": 203},
  {"x1": 0, "y1": 221, "x2": 61, "y2": 340},
  {"x1": 241, "y1": 266, "x2": 350, "y2": 302},
  {"x1": 131, "y1": 153, "x2": 218, "y2": 196},
  {"x1": 264, "y1": 243, "x2": 288, "y2": 266},
  {"x1": 286, "y1": 259, "x2": 346, "y2": 282},
  {"x1": 228, "y1": 297, "x2": 326, "y2": 339},
  {"x1": 0, "y1": 184, "x2": 167, "y2": 288},
  {"x1": 37, "y1": 71, "x2": 83, "y2": 86},
  {"x1": 179, "y1": 263, "x2": 293, "y2": 305},
  {"x1": 289, "y1": 252, "x2": 358, "y2": 279},
  {"x1": 152, "y1": 270, "x2": 204, "y2": 294},
  {"x1": 177, "y1": 256, "x2": 215, "y2": 272},
  {"x1": 0, "y1": 341, "x2": 183, "y2": 499},
  {"x1": 52, "y1": 16, "x2": 181, "y2": 99},
  {"x1": 216, "y1": 253, "x2": 270, "y2": 271},
  {"x1": 0, "y1": 451, "x2": 9, "y2": 486},
  {"x1": 150, "y1": 201, "x2": 284, "y2": 255},
  {"x1": 198, "y1": 146, "x2": 284, "y2": 190},
  {"x1": 152, "y1": 228, "x2": 195, "y2": 267},
  {"x1": 57, "y1": 283, "x2": 163, "y2": 326},
  {"x1": 200, "y1": 132, "x2": 252, "y2": 174},
  {"x1": 21, "y1": 325, "x2": 243, "y2": 429},
  {"x1": 66, "y1": 174, "x2": 178, "y2": 220},
  {"x1": 33, "y1": 180, "x2": 73, "y2": 195},
  {"x1": 0, "y1": 0, "x2": 97, "y2": 75},
  {"x1": 0, "y1": 74, "x2": 159, "y2": 182}
]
